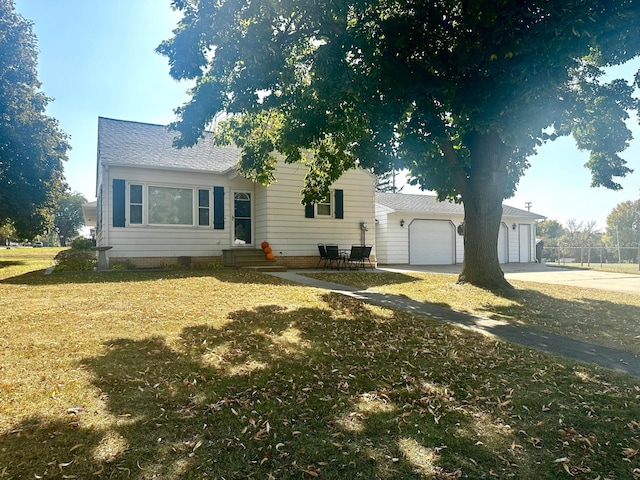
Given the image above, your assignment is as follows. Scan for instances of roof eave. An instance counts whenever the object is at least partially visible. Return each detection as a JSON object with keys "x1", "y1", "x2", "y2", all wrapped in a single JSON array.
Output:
[{"x1": 100, "y1": 161, "x2": 234, "y2": 176}]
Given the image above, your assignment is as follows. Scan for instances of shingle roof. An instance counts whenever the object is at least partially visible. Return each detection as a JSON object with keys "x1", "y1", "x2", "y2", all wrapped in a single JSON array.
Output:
[
  {"x1": 97, "y1": 117, "x2": 240, "y2": 173},
  {"x1": 375, "y1": 192, "x2": 545, "y2": 219}
]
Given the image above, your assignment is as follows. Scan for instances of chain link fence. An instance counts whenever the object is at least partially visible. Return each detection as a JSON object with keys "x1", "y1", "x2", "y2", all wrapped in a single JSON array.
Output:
[{"x1": 540, "y1": 245, "x2": 640, "y2": 266}]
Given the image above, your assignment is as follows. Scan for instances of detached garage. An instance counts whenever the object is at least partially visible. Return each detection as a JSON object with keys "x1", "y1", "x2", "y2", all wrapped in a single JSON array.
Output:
[{"x1": 375, "y1": 193, "x2": 545, "y2": 265}]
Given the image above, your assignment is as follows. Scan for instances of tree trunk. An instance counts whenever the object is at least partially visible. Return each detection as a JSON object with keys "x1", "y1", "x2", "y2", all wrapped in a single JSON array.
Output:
[{"x1": 457, "y1": 132, "x2": 513, "y2": 290}]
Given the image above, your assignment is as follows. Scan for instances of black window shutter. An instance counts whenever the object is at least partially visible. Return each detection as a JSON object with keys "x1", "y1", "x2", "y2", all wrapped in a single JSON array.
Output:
[
  {"x1": 335, "y1": 189, "x2": 344, "y2": 219},
  {"x1": 113, "y1": 179, "x2": 125, "y2": 227},
  {"x1": 213, "y1": 186, "x2": 225, "y2": 229},
  {"x1": 304, "y1": 203, "x2": 314, "y2": 218}
]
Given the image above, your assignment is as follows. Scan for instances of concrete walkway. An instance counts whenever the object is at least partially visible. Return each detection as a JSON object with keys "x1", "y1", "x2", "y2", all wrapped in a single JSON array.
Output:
[{"x1": 266, "y1": 269, "x2": 640, "y2": 377}]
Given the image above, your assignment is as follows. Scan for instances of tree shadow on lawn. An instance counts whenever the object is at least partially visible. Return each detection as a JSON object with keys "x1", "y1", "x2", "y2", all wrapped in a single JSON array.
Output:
[
  {"x1": 0, "y1": 267, "x2": 294, "y2": 287},
  {"x1": 2, "y1": 294, "x2": 639, "y2": 479},
  {"x1": 482, "y1": 284, "x2": 640, "y2": 357},
  {"x1": 0, "y1": 260, "x2": 24, "y2": 269},
  {"x1": 304, "y1": 271, "x2": 421, "y2": 289},
  {"x1": 312, "y1": 271, "x2": 640, "y2": 359}
]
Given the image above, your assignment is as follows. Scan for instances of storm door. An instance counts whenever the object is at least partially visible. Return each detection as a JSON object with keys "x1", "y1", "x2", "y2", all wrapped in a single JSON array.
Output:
[{"x1": 233, "y1": 192, "x2": 252, "y2": 246}]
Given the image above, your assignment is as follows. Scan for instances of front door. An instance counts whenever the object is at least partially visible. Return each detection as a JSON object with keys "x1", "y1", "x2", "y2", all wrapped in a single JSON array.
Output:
[{"x1": 233, "y1": 192, "x2": 252, "y2": 246}]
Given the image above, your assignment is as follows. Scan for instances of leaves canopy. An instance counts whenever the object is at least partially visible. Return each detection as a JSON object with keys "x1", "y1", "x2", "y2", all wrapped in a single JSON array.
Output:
[
  {"x1": 160, "y1": 0, "x2": 640, "y2": 289},
  {"x1": 536, "y1": 219, "x2": 565, "y2": 240},
  {"x1": 53, "y1": 191, "x2": 87, "y2": 244},
  {"x1": 159, "y1": 0, "x2": 640, "y2": 204},
  {"x1": 605, "y1": 198, "x2": 640, "y2": 247},
  {"x1": 0, "y1": 0, "x2": 69, "y2": 239}
]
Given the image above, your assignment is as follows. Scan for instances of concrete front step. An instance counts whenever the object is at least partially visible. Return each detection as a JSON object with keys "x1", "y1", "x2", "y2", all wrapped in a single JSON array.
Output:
[
  {"x1": 242, "y1": 265, "x2": 288, "y2": 272},
  {"x1": 236, "y1": 258, "x2": 279, "y2": 267},
  {"x1": 223, "y1": 248, "x2": 284, "y2": 270}
]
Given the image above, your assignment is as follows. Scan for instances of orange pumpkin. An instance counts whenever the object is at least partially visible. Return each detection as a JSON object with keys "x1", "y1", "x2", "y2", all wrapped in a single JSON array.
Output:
[
  {"x1": 261, "y1": 241, "x2": 269, "y2": 249},
  {"x1": 264, "y1": 247, "x2": 272, "y2": 254},
  {"x1": 266, "y1": 252, "x2": 275, "y2": 260}
]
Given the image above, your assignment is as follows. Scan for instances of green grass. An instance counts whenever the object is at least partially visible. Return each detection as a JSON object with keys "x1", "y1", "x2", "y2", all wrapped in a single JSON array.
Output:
[{"x1": 1, "y1": 249, "x2": 639, "y2": 479}]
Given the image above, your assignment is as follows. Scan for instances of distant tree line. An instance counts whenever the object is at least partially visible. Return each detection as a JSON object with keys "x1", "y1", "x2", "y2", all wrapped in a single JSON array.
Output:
[{"x1": 537, "y1": 198, "x2": 640, "y2": 263}]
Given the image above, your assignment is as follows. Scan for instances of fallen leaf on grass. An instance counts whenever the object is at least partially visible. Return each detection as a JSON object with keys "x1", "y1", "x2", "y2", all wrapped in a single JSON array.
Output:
[
  {"x1": 58, "y1": 460, "x2": 73, "y2": 470},
  {"x1": 304, "y1": 465, "x2": 320, "y2": 477},
  {"x1": 562, "y1": 463, "x2": 573, "y2": 476}
]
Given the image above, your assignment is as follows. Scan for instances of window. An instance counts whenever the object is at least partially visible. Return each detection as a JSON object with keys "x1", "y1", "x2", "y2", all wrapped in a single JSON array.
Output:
[
  {"x1": 316, "y1": 192, "x2": 331, "y2": 216},
  {"x1": 198, "y1": 189, "x2": 210, "y2": 226},
  {"x1": 148, "y1": 186, "x2": 193, "y2": 225},
  {"x1": 115, "y1": 183, "x2": 223, "y2": 228},
  {"x1": 129, "y1": 184, "x2": 143, "y2": 224},
  {"x1": 304, "y1": 189, "x2": 343, "y2": 219}
]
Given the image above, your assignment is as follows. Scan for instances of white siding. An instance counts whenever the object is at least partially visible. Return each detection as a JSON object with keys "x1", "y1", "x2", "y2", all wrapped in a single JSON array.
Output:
[
  {"x1": 100, "y1": 165, "x2": 253, "y2": 259},
  {"x1": 254, "y1": 184, "x2": 269, "y2": 248},
  {"x1": 498, "y1": 222, "x2": 508, "y2": 264},
  {"x1": 504, "y1": 219, "x2": 537, "y2": 263},
  {"x1": 373, "y1": 204, "x2": 392, "y2": 263},
  {"x1": 260, "y1": 162, "x2": 377, "y2": 257},
  {"x1": 454, "y1": 220, "x2": 465, "y2": 263},
  {"x1": 387, "y1": 213, "x2": 411, "y2": 264},
  {"x1": 507, "y1": 223, "x2": 520, "y2": 262}
]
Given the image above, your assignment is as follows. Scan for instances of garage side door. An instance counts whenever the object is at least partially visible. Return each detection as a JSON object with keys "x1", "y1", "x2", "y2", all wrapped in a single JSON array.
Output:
[
  {"x1": 519, "y1": 224, "x2": 532, "y2": 262},
  {"x1": 409, "y1": 220, "x2": 455, "y2": 265}
]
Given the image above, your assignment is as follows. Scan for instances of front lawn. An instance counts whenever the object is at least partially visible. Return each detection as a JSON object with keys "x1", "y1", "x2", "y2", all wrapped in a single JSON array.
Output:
[
  {"x1": 306, "y1": 271, "x2": 640, "y2": 355},
  {"x1": 1, "y1": 249, "x2": 639, "y2": 479}
]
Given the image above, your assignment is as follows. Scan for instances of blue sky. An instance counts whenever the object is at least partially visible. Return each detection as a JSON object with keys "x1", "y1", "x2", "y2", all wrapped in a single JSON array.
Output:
[{"x1": 15, "y1": 0, "x2": 640, "y2": 230}]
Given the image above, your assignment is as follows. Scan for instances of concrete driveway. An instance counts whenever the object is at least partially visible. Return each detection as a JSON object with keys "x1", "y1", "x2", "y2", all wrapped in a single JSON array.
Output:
[{"x1": 379, "y1": 263, "x2": 640, "y2": 295}]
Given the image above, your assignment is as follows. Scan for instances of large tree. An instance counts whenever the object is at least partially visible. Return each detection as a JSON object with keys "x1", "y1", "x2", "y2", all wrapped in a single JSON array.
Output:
[
  {"x1": 605, "y1": 199, "x2": 640, "y2": 261},
  {"x1": 0, "y1": 0, "x2": 69, "y2": 240},
  {"x1": 159, "y1": 0, "x2": 640, "y2": 289},
  {"x1": 53, "y1": 191, "x2": 87, "y2": 246}
]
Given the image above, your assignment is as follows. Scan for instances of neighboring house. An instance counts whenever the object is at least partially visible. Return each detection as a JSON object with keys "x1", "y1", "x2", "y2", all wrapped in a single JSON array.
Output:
[
  {"x1": 82, "y1": 117, "x2": 377, "y2": 269},
  {"x1": 375, "y1": 192, "x2": 545, "y2": 265}
]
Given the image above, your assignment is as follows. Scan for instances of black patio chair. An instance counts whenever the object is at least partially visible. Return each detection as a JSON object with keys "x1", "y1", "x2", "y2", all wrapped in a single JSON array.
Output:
[
  {"x1": 325, "y1": 244, "x2": 343, "y2": 269},
  {"x1": 346, "y1": 245, "x2": 366, "y2": 270},
  {"x1": 362, "y1": 244, "x2": 374, "y2": 270},
  {"x1": 317, "y1": 243, "x2": 328, "y2": 269}
]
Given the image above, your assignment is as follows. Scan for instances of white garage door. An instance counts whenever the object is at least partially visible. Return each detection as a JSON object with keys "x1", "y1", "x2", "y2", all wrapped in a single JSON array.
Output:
[{"x1": 409, "y1": 220, "x2": 455, "y2": 265}]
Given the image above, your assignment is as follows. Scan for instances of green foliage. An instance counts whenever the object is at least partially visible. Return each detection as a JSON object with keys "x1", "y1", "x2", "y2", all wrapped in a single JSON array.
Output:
[
  {"x1": 605, "y1": 199, "x2": 640, "y2": 247},
  {"x1": 160, "y1": 0, "x2": 639, "y2": 196},
  {"x1": 110, "y1": 260, "x2": 137, "y2": 271},
  {"x1": 375, "y1": 169, "x2": 404, "y2": 193},
  {"x1": 0, "y1": 0, "x2": 69, "y2": 239},
  {"x1": 70, "y1": 237, "x2": 94, "y2": 251},
  {"x1": 0, "y1": 222, "x2": 16, "y2": 243},
  {"x1": 54, "y1": 192, "x2": 88, "y2": 244},
  {"x1": 53, "y1": 249, "x2": 95, "y2": 272},
  {"x1": 159, "y1": 0, "x2": 640, "y2": 287},
  {"x1": 54, "y1": 238, "x2": 97, "y2": 272},
  {"x1": 536, "y1": 219, "x2": 565, "y2": 241}
]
